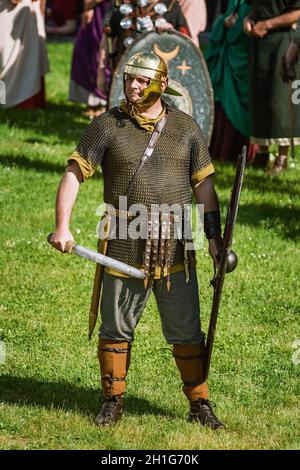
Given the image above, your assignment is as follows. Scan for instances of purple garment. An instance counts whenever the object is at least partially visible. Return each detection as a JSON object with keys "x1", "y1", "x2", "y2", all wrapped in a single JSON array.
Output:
[{"x1": 71, "y1": 2, "x2": 111, "y2": 100}]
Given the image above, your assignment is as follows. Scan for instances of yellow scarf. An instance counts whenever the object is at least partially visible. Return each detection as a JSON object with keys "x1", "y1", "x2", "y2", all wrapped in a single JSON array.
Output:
[{"x1": 120, "y1": 100, "x2": 166, "y2": 133}]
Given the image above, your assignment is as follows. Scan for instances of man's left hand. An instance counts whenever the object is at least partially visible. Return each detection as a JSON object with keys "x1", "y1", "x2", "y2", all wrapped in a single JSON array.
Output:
[{"x1": 208, "y1": 235, "x2": 223, "y2": 268}]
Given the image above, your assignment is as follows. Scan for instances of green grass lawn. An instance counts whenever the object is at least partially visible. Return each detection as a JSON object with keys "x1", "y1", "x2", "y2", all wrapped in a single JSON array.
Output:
[{"x1": 0, "y1": 40, "x2": 300, "y2": 450}]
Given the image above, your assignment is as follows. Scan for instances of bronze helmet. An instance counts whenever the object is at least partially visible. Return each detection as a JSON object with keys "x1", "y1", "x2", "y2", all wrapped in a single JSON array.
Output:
[{"x1": 124, "y1": 51, "x2": 182, "y2": 107}]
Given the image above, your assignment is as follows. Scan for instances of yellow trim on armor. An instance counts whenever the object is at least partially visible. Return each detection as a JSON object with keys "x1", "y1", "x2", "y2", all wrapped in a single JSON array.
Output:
[
  {"x1": 104, "y1": 259, "x2": 197, "y2": 279},
  {"x1": 67, "y1": 151, "x2": 96, "y2": 181},
  {"x1": 191, "y1": 163, "x2": 215, "y2": 188}
]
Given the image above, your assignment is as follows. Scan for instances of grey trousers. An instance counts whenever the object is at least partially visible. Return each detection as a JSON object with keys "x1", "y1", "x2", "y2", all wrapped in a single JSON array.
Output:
[{"x1": 99, "y1": 268, "x2": 205, "y2": 345}]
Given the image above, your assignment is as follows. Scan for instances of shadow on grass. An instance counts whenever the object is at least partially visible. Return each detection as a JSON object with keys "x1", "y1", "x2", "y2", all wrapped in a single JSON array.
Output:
[
  {"x1": 0, "y1": 375, "x2": 177, "y2": 419},
  {"x1": 0, "y1": 152, "x2": 103, "y2": 179},
  {"x1": 213, "y1": 161, "x2": 300, "y2": 198},
  {"x1": 0, "y1": 102, "x2": 89, "y2": 145},
  {"x1": 0, "y1": 154, "x2": 65, "y2": 174},
  {"x1": 238, "y1": 202, "x2": 300, "y2": 241},
  {"x1": 210, "y1": 163, "x2": 300, "y2": 240},
  {"x1": 0, "y1": 102, "x2": 105, "y2": 178}
]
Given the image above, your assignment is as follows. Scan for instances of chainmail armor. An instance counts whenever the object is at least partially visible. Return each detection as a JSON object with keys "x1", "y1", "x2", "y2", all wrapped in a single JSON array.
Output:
[{"x1": 73, "y1": 106, "x2": 212, "y2": 267}]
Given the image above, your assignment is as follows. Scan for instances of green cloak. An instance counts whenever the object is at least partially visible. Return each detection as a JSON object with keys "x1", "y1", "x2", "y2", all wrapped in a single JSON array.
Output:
[{"x1": 205, "y1": 0, "x2": 251, "y2": 138}]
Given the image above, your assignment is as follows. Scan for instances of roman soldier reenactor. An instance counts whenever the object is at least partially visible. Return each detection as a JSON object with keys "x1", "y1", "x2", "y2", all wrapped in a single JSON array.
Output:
[{"x1": 50, "y1": 50, "x2": 224, "y2": 430}]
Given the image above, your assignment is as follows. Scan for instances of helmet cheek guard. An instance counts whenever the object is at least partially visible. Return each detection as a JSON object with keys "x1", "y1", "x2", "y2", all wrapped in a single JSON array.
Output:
[{"x1": 136, "y1": 79, "x2": 164, "y2": 107}]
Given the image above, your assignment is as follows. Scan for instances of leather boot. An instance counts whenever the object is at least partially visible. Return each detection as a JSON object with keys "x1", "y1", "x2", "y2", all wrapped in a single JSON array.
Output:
[
  {"x1": 173, "y1": 343, "x2": 209, "y2": 401},
  {"x1": 95, "y1": 339, "x2": 131, "y2": 426},
  {"x1": 173, "y1": 343, "x2": 224, "y2": 430},
  {"x1": 95, "y1": 395, "x2": 124, "y2": 427},
  {"x1": 188, "y1": 398, "x2": 224, "y2": 430}
]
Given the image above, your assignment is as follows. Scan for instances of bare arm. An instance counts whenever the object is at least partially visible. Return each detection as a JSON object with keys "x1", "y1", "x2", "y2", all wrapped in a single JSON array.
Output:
[
  {"x1": 50, "y1": 162, "x2": 83, "y2": 252},
  {"x1": 250, "y1": 10, "x2": 300, "y2": 38},
  {"x1": 39, "y1": 0, "x2": 46, "y2": 15},
  {"x1": 193, "y1": 176, "x2": 219, "y2": 212},
  {"x1": 193, "y1": 176, "x2": 223, "y2": 266},
  {"x1": 265, "y1": 10, "x2": 300, "y2": 30}
]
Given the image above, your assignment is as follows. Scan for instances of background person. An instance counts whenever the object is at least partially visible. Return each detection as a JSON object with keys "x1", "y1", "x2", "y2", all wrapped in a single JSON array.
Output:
[
  {"x1": 244, "y1": 0, "x2": 300, "y2": 175},
  {"x1": 206, "y1": 0, "x2": 257, "y2": 163},
  {"x1": 179, "y1": 0, "x2": 207, "y2": 47},
  {"x1": 69, "y1": 0, "x2": 112, "y2": 118},
  {"x1": 0, "y1": 0, "x2": 49, "y2": 109}
]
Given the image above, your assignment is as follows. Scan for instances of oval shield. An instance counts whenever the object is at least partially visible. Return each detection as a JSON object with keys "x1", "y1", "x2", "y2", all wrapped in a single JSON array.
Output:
[{"x1": 109, "y1": 30, "x2": 214, "y2": 144}]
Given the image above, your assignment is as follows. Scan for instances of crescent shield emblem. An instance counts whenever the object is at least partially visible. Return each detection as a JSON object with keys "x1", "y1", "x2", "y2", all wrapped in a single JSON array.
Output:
[{"x1": 109, "y1": 30, "x2": 214, "y2": 144}]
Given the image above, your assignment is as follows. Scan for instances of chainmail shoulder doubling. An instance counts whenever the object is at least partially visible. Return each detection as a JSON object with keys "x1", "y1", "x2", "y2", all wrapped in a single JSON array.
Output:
[{"x1": 75, "y1": 106, "x2": 212, "y2": 267}]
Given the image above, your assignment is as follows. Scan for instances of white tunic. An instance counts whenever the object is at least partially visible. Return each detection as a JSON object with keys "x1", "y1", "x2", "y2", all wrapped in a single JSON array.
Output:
[{"x1": 0, "y1": 0, "x2": 49, "y2": 107}]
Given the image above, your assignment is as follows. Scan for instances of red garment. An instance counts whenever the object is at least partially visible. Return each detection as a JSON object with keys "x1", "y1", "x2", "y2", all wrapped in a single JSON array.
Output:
[
  {"x1": 179, "y1": 26, "x2": 190, "y2": 36},
  {"x1": 18, "y1": 77, "x2": 46, "y2": 109},
  {"x1": 50, "y1": 0, "x2": 76, "y2": 26},
  {"x1": 209, "y1": 102, "x2": 257, "y2": 163}
]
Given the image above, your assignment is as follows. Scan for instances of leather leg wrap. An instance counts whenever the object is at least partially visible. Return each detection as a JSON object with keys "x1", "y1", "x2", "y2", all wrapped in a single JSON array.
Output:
[
  {"x1": 173, "y1": 343, "x2": 209, "y2": 401},
  {"x1": 98, "y1": 339, "x2": 131, "y2": 397}
]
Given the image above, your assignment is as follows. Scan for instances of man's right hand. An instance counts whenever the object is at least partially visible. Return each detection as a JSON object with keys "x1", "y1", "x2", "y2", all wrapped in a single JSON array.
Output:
[
  {"x1": 49, "y1": 229, "x2": 75, "y2": 253},
  {"x1": 208, "y1": 234, "x2": 223, "y2": 269}
]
